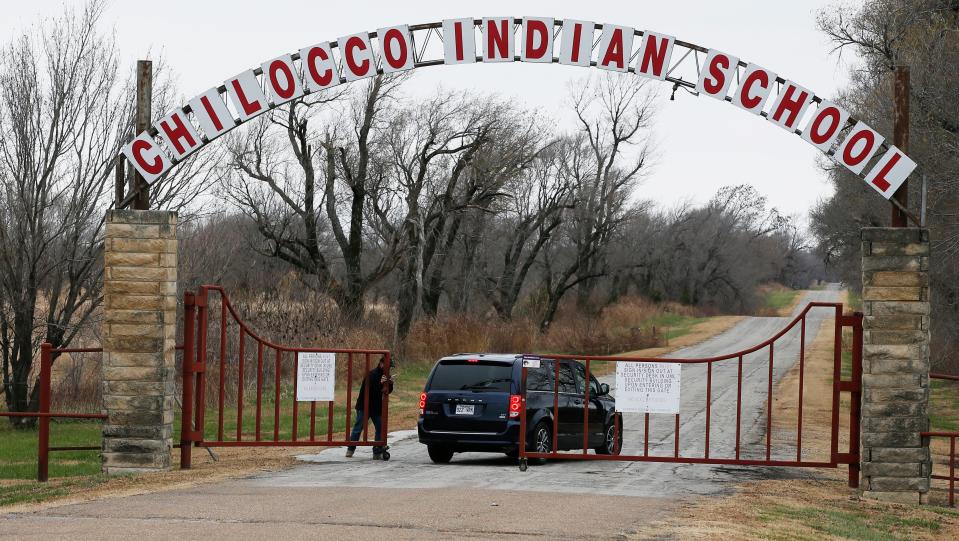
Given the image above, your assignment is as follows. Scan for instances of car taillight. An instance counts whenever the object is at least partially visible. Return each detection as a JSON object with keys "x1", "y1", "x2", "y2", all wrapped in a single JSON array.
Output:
[
  {"x1": 509, "y1": 395, "x2": 522, "y2": 418},
  {"x1": 419, "y1": 392, "x2": 427, "y2": 415}
]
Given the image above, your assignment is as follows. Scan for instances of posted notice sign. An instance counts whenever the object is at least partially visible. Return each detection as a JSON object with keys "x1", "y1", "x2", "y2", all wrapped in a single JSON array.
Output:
[
  {"x1": 615, "y1": 362, "x2": 681, "y2": 414},
  {"x1": 296, "y1": 352, "x2": 336, "y2": 402}
]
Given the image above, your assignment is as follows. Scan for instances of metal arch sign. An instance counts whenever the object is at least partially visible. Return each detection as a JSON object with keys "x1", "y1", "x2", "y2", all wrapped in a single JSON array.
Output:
[{"x1": 121, "y1": 17, "x2": 917, "y2": 201}]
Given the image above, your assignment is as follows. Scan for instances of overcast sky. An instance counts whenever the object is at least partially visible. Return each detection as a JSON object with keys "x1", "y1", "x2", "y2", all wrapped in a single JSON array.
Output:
[{"x1": 4, "y1": 1, "x2": 858, "y2": 221}]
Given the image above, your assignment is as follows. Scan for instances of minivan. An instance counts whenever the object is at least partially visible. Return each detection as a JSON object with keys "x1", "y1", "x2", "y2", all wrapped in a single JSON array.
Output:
[{"x1": 417, "y1": 353, "x2": 622, "y2": 463}]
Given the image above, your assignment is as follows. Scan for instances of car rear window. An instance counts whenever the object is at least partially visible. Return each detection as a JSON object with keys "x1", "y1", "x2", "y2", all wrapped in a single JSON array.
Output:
[{"x1": 428, "y1": 360, "x2": 513, "y2": 392}]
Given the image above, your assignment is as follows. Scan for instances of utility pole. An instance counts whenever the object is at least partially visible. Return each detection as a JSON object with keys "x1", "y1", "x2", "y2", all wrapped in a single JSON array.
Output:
[
  {"x1": 132, "y1": 60, "x2": 153, "y2": 210},
  {"x1": 891, "y1": 65, "x2": 910, "y2": 227}
]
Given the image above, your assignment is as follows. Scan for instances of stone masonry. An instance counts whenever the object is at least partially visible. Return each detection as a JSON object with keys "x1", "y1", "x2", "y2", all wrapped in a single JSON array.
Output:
[
  {"x1": 860, "y1": 227, "x2": 931, "y2": 504},
  {"x1": 101, "y1": 210, "x2": 177, "y2": 474}
]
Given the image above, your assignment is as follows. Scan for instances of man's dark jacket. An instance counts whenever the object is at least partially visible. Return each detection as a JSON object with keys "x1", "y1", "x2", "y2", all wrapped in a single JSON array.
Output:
[{"x1": 355, "y1": 365, "x2": 393, "y2": 413}]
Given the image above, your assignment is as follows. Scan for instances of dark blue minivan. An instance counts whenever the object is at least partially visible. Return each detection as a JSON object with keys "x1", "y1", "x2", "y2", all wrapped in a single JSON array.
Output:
[{"x1": 417, "y1": 353, "x2": 622, "y2": 464}]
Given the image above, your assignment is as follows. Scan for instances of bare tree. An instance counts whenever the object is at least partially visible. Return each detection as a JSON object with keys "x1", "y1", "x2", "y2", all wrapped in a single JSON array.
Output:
[
  {"x1": 535, "y1": 75, "x2": 656, "y2": 331},
  {"x1": 0, "y1": 1, "x2": 214, "y2": 424},
  {"x1": 385, "y1": 92, "x2": 507, "y2": 338},
  {"x1": 482, "y1": 143, "x2": 572, "y2": 320},
  {"x1": 815, "y1": 0, "x2": 959, "y2": 370},
  {"x1": 226, "y1": 75, "x2": 402, "y2": 322}
]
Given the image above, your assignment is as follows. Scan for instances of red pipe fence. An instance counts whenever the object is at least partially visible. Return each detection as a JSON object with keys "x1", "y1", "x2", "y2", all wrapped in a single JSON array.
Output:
[{"x1": 0, "y1": 344, "x2": 106, "y2": 482}]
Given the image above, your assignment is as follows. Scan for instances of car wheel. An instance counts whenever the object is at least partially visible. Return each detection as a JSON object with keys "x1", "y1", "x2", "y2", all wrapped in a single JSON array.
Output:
[
  {"x1": 595, "y1": 420, "x2": 623, "y2": 455},
  {"x1": 427, "y1": 445, "x2": 454, "y2": 464},
  {"x1": 528, "y1": 421, "x2": 552, "y2": 465}
]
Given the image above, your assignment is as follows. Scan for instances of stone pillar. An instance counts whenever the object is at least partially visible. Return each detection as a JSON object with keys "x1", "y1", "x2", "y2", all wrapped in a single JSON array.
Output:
[
  {"x1": 860, "y1": 227, "x2": 931, "y2": 504},
  {"x1": 101, "y1": 210, "x2": 177, "y2": 474}
]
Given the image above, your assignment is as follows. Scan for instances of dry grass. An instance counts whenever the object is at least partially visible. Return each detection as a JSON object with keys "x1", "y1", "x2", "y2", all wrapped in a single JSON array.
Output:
[{"x1": 404, "y1": 296, "x2": 707, "y2": 362}]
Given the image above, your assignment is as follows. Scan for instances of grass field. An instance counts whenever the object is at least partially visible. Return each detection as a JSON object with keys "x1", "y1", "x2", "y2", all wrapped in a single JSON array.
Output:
[
  {"x1": 646, "y1": 313, "x2": 708, "y2": 342},
  {"x1": 764, "y1": 289, "x2": 801, "y2": 314},
  {"x1": 930, "y1": 378, "x2": 959, "y2": 432}
]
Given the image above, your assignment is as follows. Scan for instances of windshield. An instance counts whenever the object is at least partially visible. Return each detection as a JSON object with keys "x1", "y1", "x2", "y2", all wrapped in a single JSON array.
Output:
[{"x1": 428, "y1": 361, "x2": 513, "y2": 392}]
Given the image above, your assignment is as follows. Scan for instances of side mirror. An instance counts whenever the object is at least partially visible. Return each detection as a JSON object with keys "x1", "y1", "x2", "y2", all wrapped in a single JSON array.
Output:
[{"x1": 599, "y1": 383, "x2": 610, "y2": 396}]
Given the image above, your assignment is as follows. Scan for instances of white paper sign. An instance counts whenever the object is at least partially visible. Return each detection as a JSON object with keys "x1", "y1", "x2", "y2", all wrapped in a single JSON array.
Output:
[
  {"x1": 297, "y1": 352, "x2": 336, "y2": 402},
  {"x1": 615, "y1": 362, "x2": 681, "y2": 414},
  {"x1": 522, "y1": 357, "x2": 541, "y2": 368}
]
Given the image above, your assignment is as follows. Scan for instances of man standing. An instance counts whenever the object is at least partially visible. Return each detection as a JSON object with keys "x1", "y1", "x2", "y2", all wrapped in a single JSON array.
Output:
[{"x1": 346, "y1": 355, "x2": 394, "y2": 458}]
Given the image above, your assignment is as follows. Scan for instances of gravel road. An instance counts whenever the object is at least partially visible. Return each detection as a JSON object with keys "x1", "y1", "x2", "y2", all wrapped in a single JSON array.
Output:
[{"x1": 263, "y1": 286, "x2": 845, "y2": 498}]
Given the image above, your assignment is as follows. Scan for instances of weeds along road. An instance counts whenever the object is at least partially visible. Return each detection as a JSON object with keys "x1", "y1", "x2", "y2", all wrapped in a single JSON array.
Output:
[{"x1": 0, "y1": 287, "x2": 847, "y2": 540}]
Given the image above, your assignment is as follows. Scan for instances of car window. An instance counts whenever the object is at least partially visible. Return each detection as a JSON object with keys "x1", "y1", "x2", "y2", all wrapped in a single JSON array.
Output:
[
  {"x1": 527, "y1": 360, "x2": 554, "y2": 392},
  {"x1": 590, "y1": 375, "x2": 601, "y2": 396},
  {"x1": 428, "y1": 360, "x2": 512, "y2": 392},
  {"x1": 571, "y1": 362, "x2": 586, "y2": 395},
  {"x1": 558, "y1": 362, "x2": 578, "y2": 394}
]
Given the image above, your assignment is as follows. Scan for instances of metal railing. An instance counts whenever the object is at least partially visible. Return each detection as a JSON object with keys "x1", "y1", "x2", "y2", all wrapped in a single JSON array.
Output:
[
  {"x1": 517, "y1": 303, "x2": 864, "y2": 486},
  {"x1": 179, "y1": 286, "x2": 392, "y2": 469},
  {"x1": 926, "y1": 372, "x2": 959, "y2": 507},
  {"x1": 0, "y1": 344, "x2": 106, "y2": 482}
]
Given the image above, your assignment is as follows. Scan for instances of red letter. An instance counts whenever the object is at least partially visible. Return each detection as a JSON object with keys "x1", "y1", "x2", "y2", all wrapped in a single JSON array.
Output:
[
  {"x1": 132, "y1": 139, "x2": 164, "y2": 175},
  {"x1": 307, "y1": 47, "x2": 334, "y2": 86},
  {"x1": 600, "y1": 29, "x2": 625, "y2": 69},
  {"x1": 738, "y1": 70, "x2": 769, "y2": 110},
  {"x1": 525, "y1": 20, "x2": 548, "y2": 59},
  {"x1": 230, "y1": 79, "x2": 263, "y2": 117},
  {"x1": 344, "y1": 36, "x2": 370, "y2": 76},
  {"x1": 638, "y1": 34, "x2": 669, "y2": 78},
  {"x1": 867, "y1": 152, "x2": 901, "y2": 192},
  {"x1": 382, "y1": 28, "x2": 408, "y2": 69},
  {"x1": 454, "y1": 22, "x2": 465, "y2": 61},
  {"x1": 807, "y1": 107, "x2": 841, "y2": 145},
  {"x1": 770, "y1": 84, "x2": 811, "y2": 129},
  {"x1": 842, "y1": 130, "x2": 877, "y2": 167},
  {"x1": 487, "y1": 19, "x2": 510, "y2": 59},
  {"x1": 199, "y1": 96, "x2": 224, "y2": 132},
  {"x1": 703, "y1": 54, "x2": 730, "y2": 95},
  {"x1": 157, "y1": 113, "x2": 197, "y2": 156},
  {"x1": 570, "y1": 24, "x2": 583, "y2": 63},
  {"x1": 268, "y1": 60, "x2": 296, "y2": 100}
]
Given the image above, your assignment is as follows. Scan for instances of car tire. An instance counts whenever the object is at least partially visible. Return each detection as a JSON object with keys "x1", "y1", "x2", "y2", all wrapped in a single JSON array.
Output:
[
  {"x1": 528, "y1": 421, "x2": 552, "y2": 465},
  {"x1": 595, "y1": 418, "x2": 623, "y2": 455},
  {"x1": 427, "y1": 445, "x2": 454, "y2": 464}
]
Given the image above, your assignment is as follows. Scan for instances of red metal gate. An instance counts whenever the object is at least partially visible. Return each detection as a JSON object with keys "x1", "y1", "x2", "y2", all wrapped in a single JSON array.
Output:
[
  {"x1": 179, "y1": 285, "x2": 391, "y2": 468},
  {"x1": 518, "y1": 302, "x2": 863, "y2": 487}
]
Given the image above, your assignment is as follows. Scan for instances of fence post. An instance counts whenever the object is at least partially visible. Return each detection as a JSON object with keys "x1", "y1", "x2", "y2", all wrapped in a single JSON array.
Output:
[
  {"x1": 37, "y1": 343, "x2": 52, "y2": 482},
  {"x1": 180, "y1": 292, "x2": 196, "y2": 469},
  {"x1": 849, "y1": 312, "x2": 864, "y2": 488},
  {"x1": 381, "y1": 352, "x2": 391, "y2": 446}
]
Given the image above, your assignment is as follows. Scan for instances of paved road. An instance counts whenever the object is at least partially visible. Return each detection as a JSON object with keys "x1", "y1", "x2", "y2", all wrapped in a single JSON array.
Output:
[
  {"x1": 264, "y1": 286, "x2": 845, "y2": 498},
  {"x1": 0, "y1": 287, "x2": 845, "y2": 539}
]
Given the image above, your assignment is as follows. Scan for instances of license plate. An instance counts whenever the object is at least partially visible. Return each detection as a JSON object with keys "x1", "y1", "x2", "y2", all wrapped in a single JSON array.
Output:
[{"x1": 455, "y1": 404, "x2": 475, "y2": 415}]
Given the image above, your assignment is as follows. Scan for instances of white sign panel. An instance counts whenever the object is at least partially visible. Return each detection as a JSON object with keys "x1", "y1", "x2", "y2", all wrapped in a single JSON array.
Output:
[
  {"x1": 297, "y1": 352, "x2": 336, "y2": 402},
  {"x1": 522, "y1": 357, "x2": 541, "y2": 368},
  {"x1": 615, "y1": 362, "x2": 681, "y2": 414}
]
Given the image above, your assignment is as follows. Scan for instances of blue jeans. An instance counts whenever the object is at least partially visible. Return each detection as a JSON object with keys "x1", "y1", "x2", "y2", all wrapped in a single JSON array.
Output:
[{"x1": 347, "y1": 409, "x2": 383, "y2": 453}]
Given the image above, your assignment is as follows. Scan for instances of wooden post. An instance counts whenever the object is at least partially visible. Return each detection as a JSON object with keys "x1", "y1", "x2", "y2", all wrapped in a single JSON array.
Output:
[
  {"x1": 114, "y1": 158, "x2": 125, "y2": 207},
  {"x1": 132, "y1": 60, "x2": 153, "y2": 210},
  {"x1": 891, "y1": 65, "x2": 910, "y2": 227}
]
